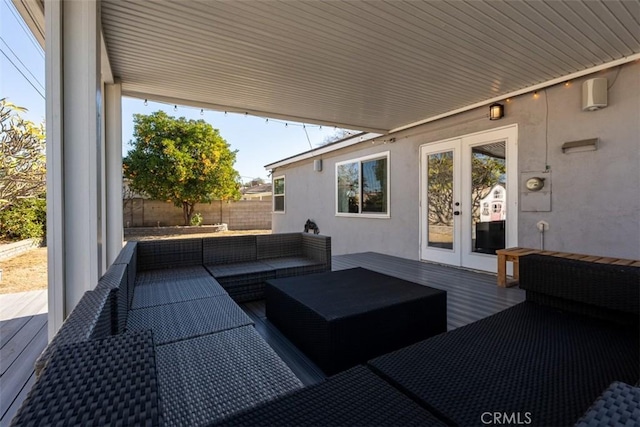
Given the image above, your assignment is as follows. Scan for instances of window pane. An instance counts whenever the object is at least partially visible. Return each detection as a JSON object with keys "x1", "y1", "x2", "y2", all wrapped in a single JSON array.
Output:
[
  {"x1": 427, "y1": 151, "x2": 454, "y2": 249},
  {"x1": 337, "y1": 162, "x2": 359, "y2": 213},
  {"x1": 361, "y1": 158, "x2": 387, "y2": 213},
  {"x1": 273, "y1": 178, "x2": 284, "y2": 195},
  {"x1": 274, "y1": 195, "x2": 284, "y2": 211},
  {"x1": 471, "y1": 142, "x2": 506, "y2": 255}
]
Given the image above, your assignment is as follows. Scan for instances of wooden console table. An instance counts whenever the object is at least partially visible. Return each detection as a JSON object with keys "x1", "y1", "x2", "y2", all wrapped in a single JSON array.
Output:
[{"x1": 495, "y1": 247, "x2": 640, "y2": 287}]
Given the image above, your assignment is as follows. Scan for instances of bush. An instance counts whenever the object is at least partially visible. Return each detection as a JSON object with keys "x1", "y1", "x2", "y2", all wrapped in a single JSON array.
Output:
[
  {"x1": 190, "y1": 212, "x2": 203, "y2": 226},
  {"x1": 0, "y1": 197, "x2": 46, "y2": 242}
]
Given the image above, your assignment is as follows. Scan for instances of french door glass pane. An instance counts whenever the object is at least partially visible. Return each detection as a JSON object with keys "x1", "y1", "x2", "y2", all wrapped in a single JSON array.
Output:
[
  {"x1": 471, "y1": 142, "x2": 506, "y2": 254},
  {"x1": 427, "y1": 151, "x2": 454, "y2": 250}
]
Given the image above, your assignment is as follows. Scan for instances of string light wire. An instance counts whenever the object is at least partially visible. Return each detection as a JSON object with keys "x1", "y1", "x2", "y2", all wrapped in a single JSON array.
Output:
[{"x1": 140, "y1": 99, "x2": 337, "y2": 131}]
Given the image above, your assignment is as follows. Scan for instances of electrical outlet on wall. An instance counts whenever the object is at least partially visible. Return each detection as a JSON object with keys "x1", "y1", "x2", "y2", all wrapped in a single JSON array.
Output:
[{"x1": 536, "y1": 220, "x2": 549, "y2": 232}]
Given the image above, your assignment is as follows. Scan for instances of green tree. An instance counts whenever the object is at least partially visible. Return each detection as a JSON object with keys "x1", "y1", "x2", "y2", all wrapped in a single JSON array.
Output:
[
  {"x1": 0, "y1": 98, "x2": 46, "y2": 211},
  {"x1": 123, "y1": 111, "x2": 241, "y2": 225},
  {"x1": 427, "y1": 152, "x2": 505, "y2": 225}
]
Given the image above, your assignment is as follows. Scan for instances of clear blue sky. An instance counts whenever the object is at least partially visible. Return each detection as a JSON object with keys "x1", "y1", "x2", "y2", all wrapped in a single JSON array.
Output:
[{"x1": 1, "y1": 0, "x2": 351, "y2": 182}]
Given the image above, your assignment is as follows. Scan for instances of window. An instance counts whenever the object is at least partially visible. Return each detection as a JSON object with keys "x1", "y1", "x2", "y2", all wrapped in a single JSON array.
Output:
[
  {"x1": 336, "y1": 152, "x2": 389, "y2": 217},
  {"x1": 273, "y1": 176, "x2": 285, "y2": 213}
]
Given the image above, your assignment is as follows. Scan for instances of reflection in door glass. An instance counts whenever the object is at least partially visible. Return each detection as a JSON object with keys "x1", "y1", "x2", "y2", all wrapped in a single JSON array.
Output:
[
  {"x1": 471, "y1": 142, "x2": 506, "y2": 255},
  {"x1": 427, "y1": 151, "x2": 454, "y2": 250}
]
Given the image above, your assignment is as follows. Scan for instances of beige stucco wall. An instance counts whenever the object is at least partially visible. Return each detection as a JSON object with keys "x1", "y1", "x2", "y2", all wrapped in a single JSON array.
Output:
[{"x1": 271, "y1": 62, "x2": 640, "y2": 260}]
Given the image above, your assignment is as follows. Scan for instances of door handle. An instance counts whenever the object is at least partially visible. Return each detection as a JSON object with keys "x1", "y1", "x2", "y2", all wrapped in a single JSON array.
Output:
[{"x1": 454, "y1": 211, "x2": 461, "y2": 216}]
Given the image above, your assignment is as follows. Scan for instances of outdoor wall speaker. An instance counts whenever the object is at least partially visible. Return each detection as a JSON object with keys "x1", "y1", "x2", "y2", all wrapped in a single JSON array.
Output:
[
  {"x1": 582, "y1": 78, "x2": 607, "y2": 111},
  {"x1": 314, "y1": 159, "x2": 322, "y2": 172}
]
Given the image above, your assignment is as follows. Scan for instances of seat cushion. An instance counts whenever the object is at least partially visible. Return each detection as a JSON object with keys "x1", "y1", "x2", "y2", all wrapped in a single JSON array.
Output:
[
  {"x1": 262, "y1": 256, "x2": 323, "y2": 270},
  {"x1": 155, "y1": 326, "x2": 302, "y2": 426},
  {"x1": 127, "y1": 295, "x2": 253, "y2": 344},
  {"x1": 369, "y1": 301, "x2": 639, "y2": 426},
  {"x1": 205, "y1": 261, "x2": 274, "y2": 278},
  {"x1": 213, "y1": 366, "x2": 446, "y2": 426}
]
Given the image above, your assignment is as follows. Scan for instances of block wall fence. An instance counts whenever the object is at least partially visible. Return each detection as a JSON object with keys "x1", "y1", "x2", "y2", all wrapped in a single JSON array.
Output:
[{"x1": 123, "y1": 199, "x2": 272, "y2": 230}]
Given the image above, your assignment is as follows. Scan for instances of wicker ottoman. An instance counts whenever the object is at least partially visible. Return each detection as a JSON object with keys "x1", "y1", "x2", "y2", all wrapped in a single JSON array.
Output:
[{"x1": 266, "y1": 267, "x2": 447, "y2": 375}]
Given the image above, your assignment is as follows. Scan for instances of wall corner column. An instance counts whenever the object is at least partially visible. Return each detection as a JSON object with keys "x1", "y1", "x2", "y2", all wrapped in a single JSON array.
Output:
[
  {"x1": 45, "y1": 0, "x2": 102, "y2": 339},
  {"x1": 105, "y1": 81, "x2": 123, "y2": 265}
]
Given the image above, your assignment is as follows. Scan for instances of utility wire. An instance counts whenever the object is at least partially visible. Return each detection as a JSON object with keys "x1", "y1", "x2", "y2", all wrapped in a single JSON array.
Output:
[
  {"x1": 0, "y1": 48, "x2": 45, "y2": 99},
  {"x1": 2, "y1": 0, "x2": 44, "y2": 58},
  {"x1": 0, "y1": 36, "x2": 44, "y2": 91},
  {"x1": 303, "y1": 125, "x2": 313, "y2": 149}
]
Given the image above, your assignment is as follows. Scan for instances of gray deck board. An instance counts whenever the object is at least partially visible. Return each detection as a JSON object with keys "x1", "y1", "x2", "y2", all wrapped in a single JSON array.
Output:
[
  {"x1": 243, "y1": 252, "x2": 526, "y2": 387},
  {"x1": 0, "y1": 314, "x2": 47, "y2": 426},
  {"x1": 0, "y1": 291, "x2": 48, "y2": 427}
]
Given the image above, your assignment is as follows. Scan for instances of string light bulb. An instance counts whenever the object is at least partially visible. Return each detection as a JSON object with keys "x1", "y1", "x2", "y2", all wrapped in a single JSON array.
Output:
[
  {"x1": 144, "y1": 99, "x2": 148, "y2": 106},
  {"x1": 564, "y1": 81, "x2": 570, "y2": 87},
  {"x1": 200, "y1": 109, "x2": 204, "y2": 116},
  {"x1": 174, "y1": 105, "x2": 177, "y2": 111},
  {"x1": 533, "y1": 91, "x2": 539, "y2": 99},
  {"x1": 265, "y1": 118, "x2": 269, "y2": 124}
]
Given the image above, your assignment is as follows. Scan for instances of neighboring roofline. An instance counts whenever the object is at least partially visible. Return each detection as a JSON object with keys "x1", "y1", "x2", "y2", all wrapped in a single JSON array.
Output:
[
  {"x1": 265, "y1": 54, "x2": 640, "y2": 171},
  {"x1": 265, "y1": 132, "x2": 377, "y2": 170}
]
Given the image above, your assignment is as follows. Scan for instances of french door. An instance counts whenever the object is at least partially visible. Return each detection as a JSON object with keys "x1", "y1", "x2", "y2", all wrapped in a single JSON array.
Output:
[{"x1": 420, "y1": 125, "x2": 518, "y2": 272}]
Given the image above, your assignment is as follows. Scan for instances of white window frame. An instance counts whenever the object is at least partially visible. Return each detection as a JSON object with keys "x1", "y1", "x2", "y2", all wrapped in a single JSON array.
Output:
[
  {"x1": 272, "y1": 175, "x2": 285, "y2": 214},
  {"x1": 335, "y1": 151, "x2": 390, "y2": 218}
]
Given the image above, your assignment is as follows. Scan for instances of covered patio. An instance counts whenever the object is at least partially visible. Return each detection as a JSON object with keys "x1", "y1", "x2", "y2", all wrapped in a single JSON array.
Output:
[
  {"x1": 12, "y1": 0, "x2": 639, "y2": 334},
  {"x1": 8, "y1": 0, "x2": 640, "y2": 425}
]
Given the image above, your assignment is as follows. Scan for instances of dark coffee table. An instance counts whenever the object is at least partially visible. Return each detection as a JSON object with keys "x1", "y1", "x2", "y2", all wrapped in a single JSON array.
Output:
[{"x1": 266, "y1": 267, "x2": 447, "y2": 375}]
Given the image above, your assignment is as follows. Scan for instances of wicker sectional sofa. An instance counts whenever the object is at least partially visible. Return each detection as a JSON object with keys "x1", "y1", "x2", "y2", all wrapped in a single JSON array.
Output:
[
  {"x1": 13, "y1": 245, "x2": 640, "y2": 426},
  {"x1": 14, "y1": 233, "x2": 329, "y2": 426},
  {"x1": 217, "y1": 254, "x2": 640, "y2": 426}
]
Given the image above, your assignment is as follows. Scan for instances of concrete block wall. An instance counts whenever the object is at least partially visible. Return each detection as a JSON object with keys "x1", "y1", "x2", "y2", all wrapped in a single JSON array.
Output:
[
  {"x1": 123, "y1": 199, "x2": 272, "y2": 230},
  {"x1": 0, "y1": 239, "x2": 39, "y2": 261}
]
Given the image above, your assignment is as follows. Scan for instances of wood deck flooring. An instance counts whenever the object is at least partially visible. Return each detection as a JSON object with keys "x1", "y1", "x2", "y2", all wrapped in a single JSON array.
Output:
[
  {"x1": 241, "y1": 252, "x2": 526, "y2": 386},
  {"x1": 0, "y1": 291, "x2": 48, "y2": 427}
]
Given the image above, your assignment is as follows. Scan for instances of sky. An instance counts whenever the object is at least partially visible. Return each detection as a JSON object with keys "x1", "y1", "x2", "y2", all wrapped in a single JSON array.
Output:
[{"x1": 1, "y1": 0, "x2": 352, "y2": 183}]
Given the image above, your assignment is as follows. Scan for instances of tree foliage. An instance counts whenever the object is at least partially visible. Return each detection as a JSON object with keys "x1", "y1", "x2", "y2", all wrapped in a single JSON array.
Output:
[
  {"x1": 320, "y1": 129, "x2": 356, "y2": 146},
  {"x1": 0, "y1": 197, "x2": 46, "y2": 241},
  {"x1": 123, "y1": 111, "x2": 241, "y2": 225},
  {"x1": 0, "y1": 98, "x2": 46, "y2": 211},
  {"x1": 427, "y1": 153, "x2": 505, "y2": 225}
]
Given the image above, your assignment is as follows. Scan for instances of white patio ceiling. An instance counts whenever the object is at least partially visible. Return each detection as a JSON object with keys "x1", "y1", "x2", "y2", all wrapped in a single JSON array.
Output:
[{"x1": 101, "y1": 0, "x2": 640, "y2": 134}]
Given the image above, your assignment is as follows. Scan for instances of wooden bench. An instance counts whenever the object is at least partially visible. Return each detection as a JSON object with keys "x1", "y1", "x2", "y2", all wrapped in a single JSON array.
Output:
[{"x1": 495, "y1": 247, "x2": 640, "y2": 287}]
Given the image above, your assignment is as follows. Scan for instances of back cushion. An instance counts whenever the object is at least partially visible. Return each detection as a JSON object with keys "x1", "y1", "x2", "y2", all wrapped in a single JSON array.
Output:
[
  {"x1": 520, "y1": 254, "x2": 639, "y2": 315},
  {"x1": 203, "y1": 235, "x2": 257, "y2": 265},
  {"x1": 137, "y1": 238, "x2": 203, "y2": 271},
  {"x1": 257, "y1": 233, "x2": 302, "y2": 259}
]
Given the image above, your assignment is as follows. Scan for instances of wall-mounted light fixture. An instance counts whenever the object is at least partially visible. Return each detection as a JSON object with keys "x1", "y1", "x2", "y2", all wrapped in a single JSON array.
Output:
[{"x1": 489, "y1": 103, "x2": 504, "y2": 120}]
